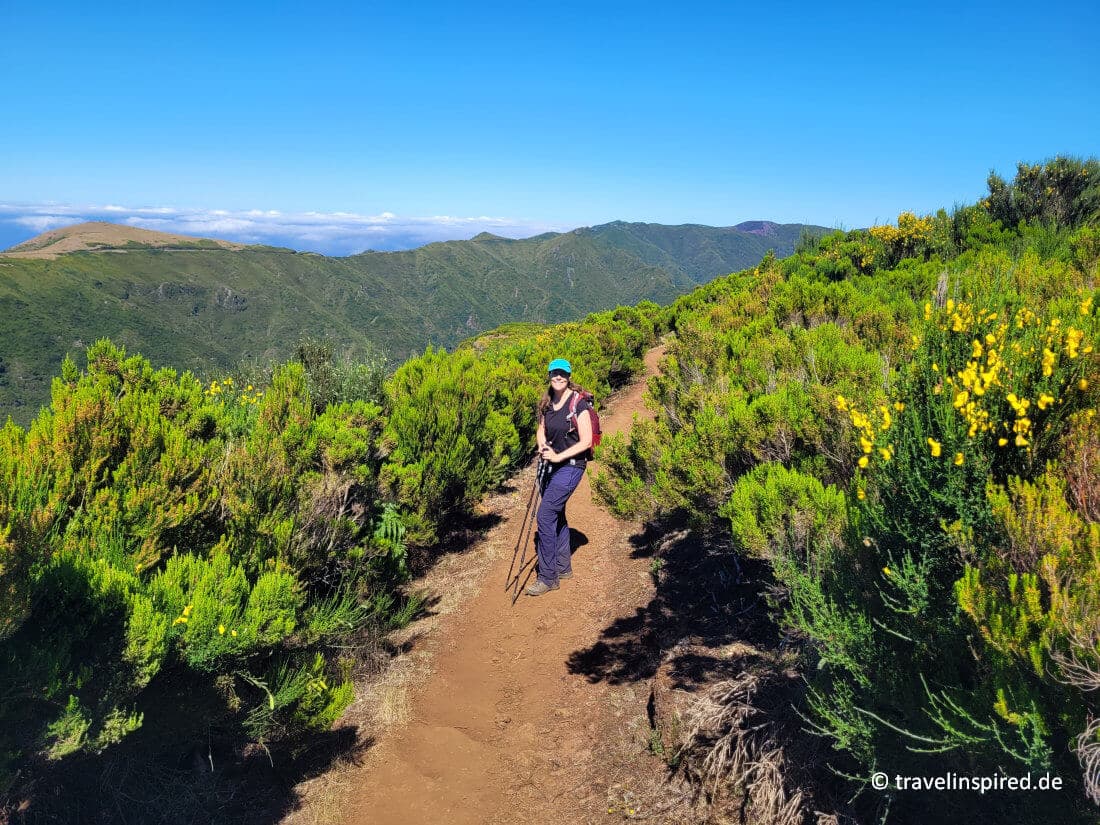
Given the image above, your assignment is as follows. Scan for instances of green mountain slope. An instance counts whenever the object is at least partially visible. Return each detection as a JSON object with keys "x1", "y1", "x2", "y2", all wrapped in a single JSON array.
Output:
[{"x1": 0, "y1": 220, "x2": 826, "y2": 424}]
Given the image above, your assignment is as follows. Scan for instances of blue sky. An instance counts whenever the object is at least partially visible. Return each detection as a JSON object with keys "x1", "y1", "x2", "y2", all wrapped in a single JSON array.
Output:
[{"x1": 2, "y1": 0, "x2": 1097, "y2": 254}]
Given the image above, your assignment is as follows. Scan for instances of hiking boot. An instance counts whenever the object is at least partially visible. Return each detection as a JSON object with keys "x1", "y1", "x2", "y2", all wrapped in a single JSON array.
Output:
[
  {"x1": 525, "y1": 580, "x2": 559, "y2": 596},
  {"x1": 558, "y1": 570, "x2": 574, "y2": 580}
]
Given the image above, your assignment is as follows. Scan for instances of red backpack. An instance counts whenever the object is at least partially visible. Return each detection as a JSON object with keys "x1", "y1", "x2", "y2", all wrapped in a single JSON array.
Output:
[{"x1": 567, "y1": 391, "x2": 602, "y2": 456}]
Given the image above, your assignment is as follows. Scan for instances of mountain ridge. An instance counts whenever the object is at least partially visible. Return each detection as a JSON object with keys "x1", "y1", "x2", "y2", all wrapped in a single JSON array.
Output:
[
  {"x1": 0, "y1": 219, "x2": 829, "y2": 424},
  {"x1": 3, "y1": 219, "x2": 817, "y2": 259}
]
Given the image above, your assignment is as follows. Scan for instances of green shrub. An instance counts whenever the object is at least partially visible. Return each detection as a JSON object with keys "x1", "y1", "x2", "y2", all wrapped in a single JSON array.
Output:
[
  {"x1": 723, "y1": 463, "x2": 845, "y2": 566},
  {"x1": 986, "y1": 156, "x2": 1100, "y2": 230}
]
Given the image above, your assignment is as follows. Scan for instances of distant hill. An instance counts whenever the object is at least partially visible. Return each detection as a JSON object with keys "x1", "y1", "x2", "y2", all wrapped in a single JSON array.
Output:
[
  {"x1": 0, "y1": 219, "x2": 828, "y2": 424},
  {"x1": 2, "y1": 221, "x2": 244, "y2": 258}
]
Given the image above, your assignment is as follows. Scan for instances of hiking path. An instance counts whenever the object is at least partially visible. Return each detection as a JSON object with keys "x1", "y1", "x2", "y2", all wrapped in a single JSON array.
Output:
[{"x1": 334, "y1": 345, "x2": 670, "y2": 825}]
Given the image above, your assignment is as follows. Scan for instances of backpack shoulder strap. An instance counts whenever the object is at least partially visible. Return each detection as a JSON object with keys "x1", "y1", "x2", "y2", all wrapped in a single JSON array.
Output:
[{"x1": 566, "y1": 391, "x2": 593, "y2": 428}]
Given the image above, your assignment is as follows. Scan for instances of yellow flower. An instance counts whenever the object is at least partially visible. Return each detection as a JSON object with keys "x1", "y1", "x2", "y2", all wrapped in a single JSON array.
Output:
[
  {"x1": 954, "y1": 452, "x2": 964, "y2": 465},
  {"x1": 971, "y1": 340, "x2": 983, "y2": 359},
  {"x1": 1037, "y1": 393, "x2": 1055, "y2": 410},
  {"x1": 1080, "y1": 379, "x2": 1090, "y2": 391},
  {"x1": 883, "y1": 566, "x2": 892, "y2": 576},
  {"x1": 998, "y1": 437, "x2": 1008, "y2": 447},
  {"x1": 1042, "y1": 348, "x2": 1055, "y2": 377},
  {"x1": 894, "y1": 401, "x2": 905, "y2": 412},
  {"x1": 857, "y1": 488, "x2": 866, "y2": 500},
  {"x1": 1015, "y1": 434, "x2": 1029, "y2": 447},
  {"x1": 860, "y1": 437, "x2": 873, "y2": 454},
  {"x1": 173, "y1": 616, "x2": 188, "y2": 625},
  {"x1": 1081, "y1": 297, "x2": 1094, "y2": 316},
  {"x1": 182, "y1": 604, "x2": 193, "y2": 617},
  {"x1": 928, "y1": 438, "x2": 942, "y2": 457},
  {"x1": 879, "y1": 447, "x2": 892, "y2": 461},
  {"x1": 953, "y1": 390, "x2": 969, "y2": 408},
  {"x1": 218, "y1": 624, "x2": 226, "y2": 635},
  {"x1": 231, "y1": 629, "x2": 238, "y2": 637},
  {"x1": 1066, "y1": 328, "x2": 1084, "y2": 358},
  {"x1": 858, "y1": 456, "x2": 869, "y2": 469}
]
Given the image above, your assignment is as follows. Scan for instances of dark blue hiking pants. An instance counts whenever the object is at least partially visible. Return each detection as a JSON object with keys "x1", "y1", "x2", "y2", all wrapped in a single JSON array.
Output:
[{"x1": 535, "y1": 463, "x2": 585, "y2": 587}]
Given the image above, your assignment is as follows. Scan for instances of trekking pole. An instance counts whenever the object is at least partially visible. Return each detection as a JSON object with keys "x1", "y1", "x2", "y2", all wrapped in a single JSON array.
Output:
[
  {"x1": 509, "y1": 458, "x2": 547, "y2": 604},
  {"x1": 505, "y1": 457, "x2": 541, "y2": 591}
]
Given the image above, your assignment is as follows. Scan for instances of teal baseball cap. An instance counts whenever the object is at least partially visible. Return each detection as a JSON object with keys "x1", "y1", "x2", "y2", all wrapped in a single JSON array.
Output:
[{"x1": 547, "y1": 358, "x2": 572, "y2": 374}]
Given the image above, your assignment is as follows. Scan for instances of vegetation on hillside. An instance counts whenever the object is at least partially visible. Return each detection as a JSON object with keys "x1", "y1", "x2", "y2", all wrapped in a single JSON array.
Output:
[
  {"x1": 594, "y1": 156, "x2": 1100, "y2": 822},
  {"x1": 0, "y1": 220, "x2": 820, "y2": 426},
  {"x1": 4, "y1": 156, "x2": 1097, "y2": 822},
  {"x1": 0, "y1": 301, "x2": 660, "y2": 815}
]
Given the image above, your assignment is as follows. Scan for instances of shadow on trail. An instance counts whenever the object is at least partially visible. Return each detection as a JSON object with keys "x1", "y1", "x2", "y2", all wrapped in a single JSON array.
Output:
[
  {"x1": 505, "y1": 527, "x2": 591, "y2": 605},
  {"x1": 566, "y1": 516, "x2": 777, "y2": 688},
  {"x1": 407, "y1": 509, "x2": 506, "y2": 577},
  {"x1": 7, "y1": 672, "x2": 376, "y2": 825}
]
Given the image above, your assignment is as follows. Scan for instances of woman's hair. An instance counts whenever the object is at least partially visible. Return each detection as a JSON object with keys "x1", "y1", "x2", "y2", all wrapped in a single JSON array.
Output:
[{"x1": 538, "y1": 378, "x2": 587, "y2": 416}]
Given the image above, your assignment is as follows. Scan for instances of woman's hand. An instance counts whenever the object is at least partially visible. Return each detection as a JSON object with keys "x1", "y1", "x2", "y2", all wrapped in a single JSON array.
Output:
[{"x1": 539, "y1": 444, "x2": 560, "y2": 463}]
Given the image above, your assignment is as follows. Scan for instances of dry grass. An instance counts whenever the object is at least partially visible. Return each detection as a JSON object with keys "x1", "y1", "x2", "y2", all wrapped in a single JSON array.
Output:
[
  {"x1": 283, "y1": 755, "x2": 360, "y2": 825},
  {"x1": 358, "y1": 652, "x2": 420, "y2": 730},
  {"x1": 1077, "y1": 717, "x2": 1100, "y2": 806},
  {"x1": 675, "y1": 668, "x2": 843, "y2": 825}
]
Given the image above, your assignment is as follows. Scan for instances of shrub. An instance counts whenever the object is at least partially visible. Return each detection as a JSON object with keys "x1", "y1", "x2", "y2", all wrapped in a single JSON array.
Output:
[{"x1": 723, "y1": 463, "x2": 845, "y2": 567}]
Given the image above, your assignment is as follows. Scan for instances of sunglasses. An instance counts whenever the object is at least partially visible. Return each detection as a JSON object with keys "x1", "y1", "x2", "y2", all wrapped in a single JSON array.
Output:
[{"x1": 548, "y1": 369, "x2": 570, "y2": 379}]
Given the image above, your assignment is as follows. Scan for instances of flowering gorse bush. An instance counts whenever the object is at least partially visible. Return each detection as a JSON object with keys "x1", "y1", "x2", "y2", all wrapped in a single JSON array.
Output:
[{"x1": 595, "y1": 158, "x2": 1100, "y2": 821}]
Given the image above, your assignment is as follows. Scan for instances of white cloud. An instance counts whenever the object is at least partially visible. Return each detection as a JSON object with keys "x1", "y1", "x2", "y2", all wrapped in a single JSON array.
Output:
[
  {"x1": 0, "y1": 202, "x2": 570, "y2": 254},
  {"x1": 12, "y1": 215, "x2": 85, "y2": 232}
]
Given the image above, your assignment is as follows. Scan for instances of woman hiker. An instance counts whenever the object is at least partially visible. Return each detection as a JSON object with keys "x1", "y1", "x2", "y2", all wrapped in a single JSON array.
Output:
[{"x1": 527, "y1": 358, "x2": 594, "y2": 597}]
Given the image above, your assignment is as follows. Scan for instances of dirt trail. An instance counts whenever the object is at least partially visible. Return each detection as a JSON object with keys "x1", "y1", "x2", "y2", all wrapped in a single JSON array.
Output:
[{"x1": 340, "y1": 346, "x2": 667, "y2": 825}]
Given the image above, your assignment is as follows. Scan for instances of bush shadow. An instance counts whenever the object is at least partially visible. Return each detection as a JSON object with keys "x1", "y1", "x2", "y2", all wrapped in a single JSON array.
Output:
[
  {"x1": 566, "y1": 514, "x2": 777, "y2": 688},
  {"x1": 6, "y1": 669, "x2": 376, "y2": 825}
]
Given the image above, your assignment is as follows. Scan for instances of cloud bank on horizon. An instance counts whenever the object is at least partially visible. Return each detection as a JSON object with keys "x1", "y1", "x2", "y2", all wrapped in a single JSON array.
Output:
[{"x1": 0, "y1": 203, "x2": 569, "y2": 255}]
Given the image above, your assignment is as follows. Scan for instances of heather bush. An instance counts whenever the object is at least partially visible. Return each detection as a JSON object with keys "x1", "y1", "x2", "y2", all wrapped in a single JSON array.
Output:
[
  {"x1": 593, "y1": 258, "x2": 894, "y2": 522},
  {"x1": 723, "y1": 463, "x2": 845, "y2": 566},
  {"x1": 986, "y1": 156, "x2": 1100, "y2": 230},
  {"x1": 0, "y1": 342, "x2": 386, "y2": 791}
]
